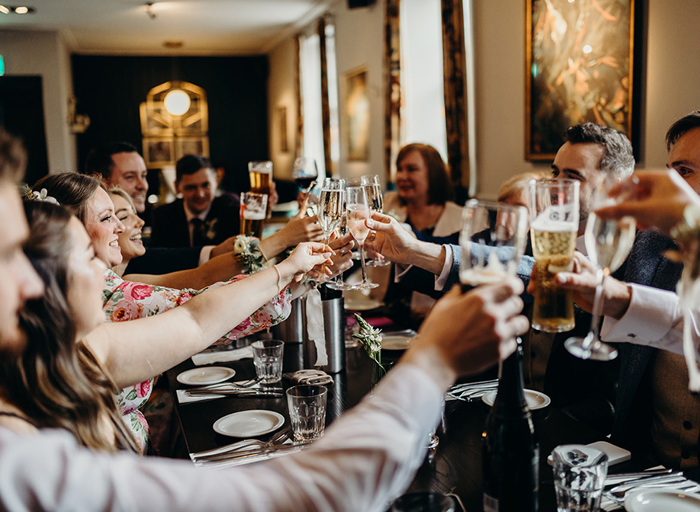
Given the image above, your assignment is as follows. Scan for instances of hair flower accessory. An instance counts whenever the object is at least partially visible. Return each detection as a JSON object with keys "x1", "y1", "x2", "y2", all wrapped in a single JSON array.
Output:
[{"x1": 21, "y1": 185, "x2": 60, "y2": 205}]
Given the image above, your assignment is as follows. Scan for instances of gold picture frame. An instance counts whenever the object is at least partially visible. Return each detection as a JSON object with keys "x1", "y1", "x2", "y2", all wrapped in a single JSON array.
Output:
[
  {"x1": 525, "y1": 0, "x2": 635, "y2": 160},
  {"x1": 344, "y1": 67, "x2": 370, "y2": 162}
]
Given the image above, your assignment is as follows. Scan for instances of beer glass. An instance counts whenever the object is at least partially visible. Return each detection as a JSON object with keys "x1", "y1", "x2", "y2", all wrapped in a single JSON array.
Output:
[
  {"x1": 248, "y1": 161, "x2": 272, "y2": 196},
  {"x1": 239, "y1": 192, "x2": 268, "y2": 238},
  {"x1": 460, "y1": 199, "x2": 529, "y2": 287},
  {"x1": 346, "y1": 185, "x2": 379, "y2": 290},
  {"x1": 565, "y1": 175, "x2": 635, "y2": 361},
  {"x1": 530, "y1": 179, "x2": 580, "y2": 333}
]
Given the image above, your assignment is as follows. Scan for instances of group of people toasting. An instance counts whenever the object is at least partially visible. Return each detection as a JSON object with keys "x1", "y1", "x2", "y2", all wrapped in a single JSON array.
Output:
[{"x1": 1, "y1": 110, "x2": 700, "y2": 510}]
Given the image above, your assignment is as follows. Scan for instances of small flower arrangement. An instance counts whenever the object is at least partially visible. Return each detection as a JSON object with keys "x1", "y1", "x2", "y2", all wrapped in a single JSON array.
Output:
[
  {"x1": 21, "y1": 185, "x2": 60, "y2": 205},
  {"x1": 233, "y1": 234, "x2": 265, "y2": 274},
  {"x1": 352, "y1": 313, "x2": 384, "y2": 374},
  {"x1": 203, "y1": 218, "x2": 218, "y2": 242}
]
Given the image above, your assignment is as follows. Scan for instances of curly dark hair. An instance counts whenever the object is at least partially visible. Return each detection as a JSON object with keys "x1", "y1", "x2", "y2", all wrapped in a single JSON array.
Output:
[
  {"x1": 665, "y1": 111, "x2": 700, "y2": 152},
  {"x1": 0, "y1": 201, "x2": 138, "y2": 452}
]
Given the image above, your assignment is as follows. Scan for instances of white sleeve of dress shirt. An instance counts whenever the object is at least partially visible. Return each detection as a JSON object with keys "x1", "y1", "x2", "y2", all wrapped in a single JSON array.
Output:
[
  {"x1": 600, "y1": 283, "x2": 692, "y2": 356},
  {"x1": 0, "y1": 363, "x2": 443, "y2": 512},
  {"x1": 434, "y1": 244, "x2": 453, "y2": 291},
  {"x1": 198, "y1": 246, "x2": 214, "y2": 266}
]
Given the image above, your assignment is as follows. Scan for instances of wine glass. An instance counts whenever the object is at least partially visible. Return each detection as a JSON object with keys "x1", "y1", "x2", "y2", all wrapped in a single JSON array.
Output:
[
  {"x1": 459, "y1": 199, "x2": 529, "y2": 288},
  {"x1": 362, "y1": 175, "x2": 391, "y2": 267},
  {"x1": 564, "y1": 176, "x2": 636, "y2": 361},
  {"x1": 293, "y1": 157, "x2": 319, "y2": 216},
  {"x1": 318, "y1": 178, "x2": 345, "y2": 282},
  {"x1": 346, "y1": 185, "x2": 379, "y2": 290}
]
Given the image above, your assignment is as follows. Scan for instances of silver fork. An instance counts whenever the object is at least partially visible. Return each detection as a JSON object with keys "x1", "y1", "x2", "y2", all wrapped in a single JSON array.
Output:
[{"x1": 191, "y1": 425, "x2": 292, "y2": 461}]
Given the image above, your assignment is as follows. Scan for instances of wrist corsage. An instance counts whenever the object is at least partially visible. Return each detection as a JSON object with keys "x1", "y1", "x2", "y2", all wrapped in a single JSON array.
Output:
[{"x1": 233, "y1": 235, "x2": 266, "y2": 274}]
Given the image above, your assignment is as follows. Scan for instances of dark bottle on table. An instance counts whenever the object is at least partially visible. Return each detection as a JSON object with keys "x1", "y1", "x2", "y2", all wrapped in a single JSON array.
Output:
[{"x1": 482, "y1": 339, "x2": 539, "y2": 512}]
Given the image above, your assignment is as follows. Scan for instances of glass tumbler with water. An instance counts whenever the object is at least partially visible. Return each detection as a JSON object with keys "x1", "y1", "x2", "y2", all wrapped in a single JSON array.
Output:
[
  {"x1": 251, "y1": 339, "x2": 284, "y2": 384},
  {"x1": 552, "y1": 444, "x2": 608, "y2": 512},
  {"x1": 286, "y1": 385, "x2": 327, "y2": 441}
]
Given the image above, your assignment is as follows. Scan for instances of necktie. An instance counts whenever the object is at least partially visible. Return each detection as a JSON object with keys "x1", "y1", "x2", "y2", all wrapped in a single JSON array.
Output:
[{"x1": 191, "y1": 218, "x2": 205, "y2": 247}]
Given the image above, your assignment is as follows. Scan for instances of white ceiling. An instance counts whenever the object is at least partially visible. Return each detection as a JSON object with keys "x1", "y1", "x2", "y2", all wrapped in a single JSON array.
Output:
[{"x1": 0, "y1": 0, "x2": 335, "y2": 55}]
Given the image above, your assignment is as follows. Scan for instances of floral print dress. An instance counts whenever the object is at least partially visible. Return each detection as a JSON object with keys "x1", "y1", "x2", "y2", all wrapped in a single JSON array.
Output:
[{"x1": 102, "y1": 269, "x2": 292, "y2": 452}]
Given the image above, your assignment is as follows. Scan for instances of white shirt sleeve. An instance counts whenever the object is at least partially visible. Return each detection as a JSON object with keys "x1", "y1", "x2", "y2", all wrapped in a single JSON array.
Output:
[
  {"x1": 0, "y1": 363, "x2": 443, "y2": 512},
  {"x1": 600, "y1": 283, "x2": 689, "y2": 355},
  {"x1": 434, "y1": 244, "x2": 454, "y2": 291},
  {"x1": 198, "y1": 246, "x2": 214, "y2": 265}
]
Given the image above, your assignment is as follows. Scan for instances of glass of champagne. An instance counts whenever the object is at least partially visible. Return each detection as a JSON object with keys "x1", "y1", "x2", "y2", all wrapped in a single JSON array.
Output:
[
  {"x1": 530, "y1": 179, "x2": 580, "y2": 333},
  {"x1": 293, "y1": 157, "x2": 319, "y2": 216},
  {"x1": 459, "y1": 199, "x2": 529, "y2": 287},
  {"x1": 318, "y1": 178, "x2": 345, "y2": 282},
  {"x1": 564, "y1": 176, "x2": 636, "y2": 361},
  {"x1": 346, "y1": 185, "x2": 379, "y2": 290},
  {"x1": 361, "y1": 174, "x2": 391, "y2": 267},
  {"x1": 327, "y1": 210, "x2": 356, "y2": 291}
]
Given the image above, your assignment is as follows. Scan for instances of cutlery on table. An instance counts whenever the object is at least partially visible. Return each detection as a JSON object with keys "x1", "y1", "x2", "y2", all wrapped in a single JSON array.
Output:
[
  {"x1": 191, "y1": 426, "x2": 292, "y2": 461},
  {"x1": 185, "y1": 388, "x2": 283, "y2": 398}
]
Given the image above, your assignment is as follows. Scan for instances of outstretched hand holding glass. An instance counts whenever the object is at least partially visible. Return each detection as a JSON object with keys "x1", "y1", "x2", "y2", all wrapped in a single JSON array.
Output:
[{"x1": 347, "y1": 185, "x2": 379, "y2": 290}]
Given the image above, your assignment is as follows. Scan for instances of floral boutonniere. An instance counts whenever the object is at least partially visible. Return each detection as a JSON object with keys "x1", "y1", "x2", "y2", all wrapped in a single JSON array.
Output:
[
  {"x1": 202, "y1": 218, "x2": 218, "y2": 242},
  {"x1": 352, "y1": 313, "x2": 384, "y2": 374},
  {"x1": 233, "y1": 235, "x2": 265, "y2": 274}
]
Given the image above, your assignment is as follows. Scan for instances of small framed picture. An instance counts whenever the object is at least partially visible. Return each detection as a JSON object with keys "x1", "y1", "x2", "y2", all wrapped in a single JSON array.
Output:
[
  {"x1": 175, "y1": 137, "x2": 210, "y2": 160},
  {"x1": 344, "y1": 67, "x2": 370, "y2": 162},
  {"x1": 143, "y1": 137, "x2": 174, "y2": 169}
]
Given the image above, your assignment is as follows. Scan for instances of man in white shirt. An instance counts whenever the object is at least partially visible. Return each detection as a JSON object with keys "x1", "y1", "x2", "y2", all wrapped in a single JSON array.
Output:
[{"x1": 0, "y1": 128, "x2": 529, "y2": 511}]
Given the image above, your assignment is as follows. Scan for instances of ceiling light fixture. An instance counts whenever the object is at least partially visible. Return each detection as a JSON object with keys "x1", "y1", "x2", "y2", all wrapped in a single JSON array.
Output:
[
  {"x1": 0, "y1": 6, "x2": 9, "y2": 14},
  {"x1": 14, "y1": 5, "x2": 27, "y2": 13},
  {"x1": 163, "y1": 87, "x2": 191, "y2": 116}
]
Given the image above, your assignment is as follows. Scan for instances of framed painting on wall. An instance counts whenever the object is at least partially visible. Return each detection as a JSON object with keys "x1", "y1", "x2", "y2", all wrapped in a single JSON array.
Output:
[
  {"x1": 176, "y1": 136, "x2": 210, "y2": 160},
  {"x1": 526, "y1": 0, "x2": 635, "y2": 160},
  {"x1": 344, "y1": 67, "x2": 370, "y2": 162},
  {"x1": 143, "y1": 138, "x2": 174, "y2": 169},
  {"x1": 278, "y1": 107, "x2": 289, "y2": 153}
]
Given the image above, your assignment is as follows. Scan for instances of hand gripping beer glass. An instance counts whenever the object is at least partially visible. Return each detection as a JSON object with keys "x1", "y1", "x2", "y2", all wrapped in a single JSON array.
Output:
[
  {"x1": 564, "y1": 175, "x2": 636, "y2": 361},
  {"x1": 459, "y1": 199, "x2": 529, "y2": 287},
  {"x1": 530, "y1": 179, "x2": 580, "y2": 333}
]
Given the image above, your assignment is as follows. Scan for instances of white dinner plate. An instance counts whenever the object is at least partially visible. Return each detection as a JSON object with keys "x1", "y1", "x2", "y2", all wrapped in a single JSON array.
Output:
[
  {"x1": 481, "y1": 389, "x2": 551, "y2": 410},
  {"x1": 344, "y1": 299, "x2": 384, "y2": 311},
  {"x1": 213, "y1": 410, "x2": 285, "y2": 438},
  {"x1": 625, "y1": 488, "x2": 700, "y2": 511},
  {"x1": 177, "y1": 366, "x2": 236, "y2": 386},
  {"x1": 382, "y1": 332, "x2": 417, "y2": 351}
]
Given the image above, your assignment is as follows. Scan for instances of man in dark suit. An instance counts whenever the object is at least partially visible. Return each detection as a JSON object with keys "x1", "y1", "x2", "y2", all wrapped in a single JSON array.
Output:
[{"x1": 150, "y1": 154, "x2": 240, "y2": 248}]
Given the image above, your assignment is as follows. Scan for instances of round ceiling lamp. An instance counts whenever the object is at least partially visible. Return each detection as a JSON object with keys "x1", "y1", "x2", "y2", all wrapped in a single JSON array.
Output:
[{"x1": 164, "y1": 88, "x2": 191, "y2": 116}]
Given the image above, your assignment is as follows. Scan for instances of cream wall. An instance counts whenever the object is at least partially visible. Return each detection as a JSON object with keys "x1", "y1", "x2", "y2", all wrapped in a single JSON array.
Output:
[
  {"x1": 267, "y1": 0, "x2": 386, "y2": 182},
  {"x1": 269, "y1": 0, "x2": 700, "y2": 199},
  {"x1": 0, "y1": 29, "x2": 77, "y2": 174}
]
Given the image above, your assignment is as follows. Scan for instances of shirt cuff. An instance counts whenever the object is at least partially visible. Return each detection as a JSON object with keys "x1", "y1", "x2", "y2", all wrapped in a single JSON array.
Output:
[
  {"x1": 199, "y1": 246, "x2": 214, "y2": 266},
  {"x1": 601, "y1": 284, "x2": 680, "y2": 344},
  {"x1": 394, "y1": 263, "x2": 412, "y2": 282},
  {"x1": 435, "y1": 245, "x2": 453, "y2": 291}
]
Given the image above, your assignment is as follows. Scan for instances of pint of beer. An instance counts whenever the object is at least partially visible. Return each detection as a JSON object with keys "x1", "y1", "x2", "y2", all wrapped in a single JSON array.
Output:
[
  {"x1": 529, "y1": 179, "x2": 580, "y2": 333},
  {"x1": 248, "y1": 161, "x2": 273, "y2": 196},
  {"x1": 240, "y1": 192, "x2": 268, "y2": 238}
]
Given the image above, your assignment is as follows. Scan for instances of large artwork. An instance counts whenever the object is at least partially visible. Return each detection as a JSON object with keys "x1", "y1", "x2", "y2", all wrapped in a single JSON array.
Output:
[{"x1": 526, "y1": 0, "x2": 635, "y2": 160}]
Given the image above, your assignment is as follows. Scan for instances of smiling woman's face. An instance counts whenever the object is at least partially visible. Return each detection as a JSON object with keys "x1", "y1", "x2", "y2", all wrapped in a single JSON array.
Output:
[
  {"x1": 83, "y1": 187, "x2": 125, "y2": 267},
  {"x1": 111, "y1": 193, "x2": 146, "y2": 264}
]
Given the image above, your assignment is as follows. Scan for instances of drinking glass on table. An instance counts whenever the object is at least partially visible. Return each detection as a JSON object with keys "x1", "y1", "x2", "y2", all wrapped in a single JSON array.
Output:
[
  {"x1": 293, "y1": 157, "x2": 319, "y2": 215},
  {"x1": 530, "y1": 179, "x2": 580, "y2": 333},
  {"x1": 317, "y1": 178, "x2": 345, "y2": 282},
  {"x1": 346, "y1": 185, "x2": 379, "y2": 290},
  {"x1": 564, "y1": 175, "x2": 635, "y2": 361},
  {"x1": 286, "y1": 385, "x2": 327, "y2": 441},
  {"x1": 239, "y1": 192, "x2": 268, "y2": 238},
  {"x1": 459, "y1": 199, "x2": 529, "y2": 288},
  {"x1": 552, "y1": 444, "x2": 608, "y2": 512},
  {"x1": 361, "y1": 175, "x2": 390, "y2": 267},
  {"x1": 251, "y1": 339, "x2": 284, "y2": 384}
]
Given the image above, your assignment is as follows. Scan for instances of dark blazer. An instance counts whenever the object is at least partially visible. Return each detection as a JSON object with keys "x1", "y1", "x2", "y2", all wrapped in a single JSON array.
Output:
[
  {"x1": 123, "y1": 247, "x2": 203, "y2": 275},
  {"x1": 149, "y1": 193, "x2": 240, "y2": 249}
]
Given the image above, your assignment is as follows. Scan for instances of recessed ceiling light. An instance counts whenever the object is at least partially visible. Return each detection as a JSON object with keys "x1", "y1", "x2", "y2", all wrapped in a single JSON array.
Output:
[
  {"x1": 14, "y1": 6, "x2": 28, "y2": 13},
  {"x1": 0, "y1": 5, "x2": 9, "y2": 14}
]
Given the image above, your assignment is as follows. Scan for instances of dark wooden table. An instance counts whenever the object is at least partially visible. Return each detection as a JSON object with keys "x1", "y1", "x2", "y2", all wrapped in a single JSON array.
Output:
[{"x1": 167, "y1": 343, "x2": 602, "y2": 511}]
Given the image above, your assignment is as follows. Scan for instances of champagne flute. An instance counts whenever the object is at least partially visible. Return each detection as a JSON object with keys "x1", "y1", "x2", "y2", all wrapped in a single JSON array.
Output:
[
  {"x1": 326, "y1": 210, "x2": 356, "y2": 291},
  {"x1": 361, "y1": 175, "x2": 391, "y2": 267},
  {"x1": 347, "y1": 185, "x2": 379, "y2": 290},
  {"x1": 293, "y1": 157, "x2": 319, "y2": 216},
  {"x1": 564, "y1": 177, "x2": 636, "y2": 361},
  {"x1": 318, "y1": 178, "x2": 345, "y2": 282}
]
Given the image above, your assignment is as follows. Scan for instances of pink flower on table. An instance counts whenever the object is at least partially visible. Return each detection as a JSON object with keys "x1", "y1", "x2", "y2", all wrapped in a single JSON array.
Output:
[
  {"x1": 136, "y1": 379, "x2": 152, "y2": 398},
  {"x1": 127, "y1": 283, "x2": 153, "y2": 301}
]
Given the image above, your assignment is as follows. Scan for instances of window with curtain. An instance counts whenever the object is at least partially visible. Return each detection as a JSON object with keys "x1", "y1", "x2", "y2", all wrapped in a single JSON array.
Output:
[
  {"x1": 399, "y1": 0, "x2": 448, "y2": 163},
  {"x1": 298, "y1": 32, "x2": 326, "y2": 180}
]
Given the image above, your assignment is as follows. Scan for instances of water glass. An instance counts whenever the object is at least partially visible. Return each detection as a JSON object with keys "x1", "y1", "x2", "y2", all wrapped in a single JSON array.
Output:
[
  {"x1": 552, "y1": 444, "x2": 608, "y2": 512},
  {"x1": 251, "y1": 339, "x2": 284, "y2": 384},
  {"x1": 286, "y1": 385, "x2": 327, "y2": 441}
]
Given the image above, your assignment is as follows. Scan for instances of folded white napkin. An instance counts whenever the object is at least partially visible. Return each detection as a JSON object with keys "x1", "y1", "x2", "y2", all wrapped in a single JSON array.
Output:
[
  {"x1": 191, "y1": 346, "x2": 253, "y2": 366},
  {"x1": 305, "y1": 288, "x2": 328, "y2": 366},
  {"x1": 176, "y1": 389, "x2": 225, "y2": 405}
]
